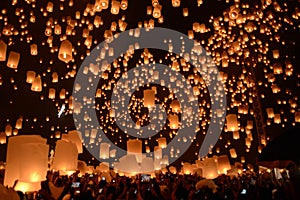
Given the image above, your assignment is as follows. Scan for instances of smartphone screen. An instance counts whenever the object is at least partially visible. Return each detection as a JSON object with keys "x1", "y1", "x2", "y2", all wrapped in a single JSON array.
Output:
[
  {"x1": 71, "y1": 182, "x2": 80, "y2": 188},
  {"x1": 241, "y1": 189, "x2": 247, "y2": 195}
]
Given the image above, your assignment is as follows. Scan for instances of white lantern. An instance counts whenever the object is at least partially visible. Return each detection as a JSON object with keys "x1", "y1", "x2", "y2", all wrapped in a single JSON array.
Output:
[
  {"x1": 14, "y1": 181, "x2": 41, "y2": 193},
  {"x1": 127, "y1": 139, "x2": 142, "y2": 154},
  {"x1": 26, "y1": 71, "x2": 36, "y2": 83},
  {"x1": 4, "y1": 135, "x2": 47, "y2": 187},
  {"x1": 99, "y1": 142, "x2": 110, "y2": 159},
  {"x1": 143, "y1": 89, "x2": 155, "y2": 107},
  {"x1": 0, "y1": 40, "x2": 7, "y2": 61},
  {"x1": 62, "y1": 130, "x2": 83, "y2": 154},
  {"x1": 202, "y1": 158, "x2": 219, "y2": 179},
  {"x1": 154, "y1": 146, "x2": 162, "y2": 159},
  {"x1": 168, "y1": 114, "x2": 179, "y2": 129},
  {"x1": 157, "y1": 137, "x2": 167, "y2": 149},
  {"x1": 229, "y1": 148, "x2": 237, "y2": 158},
  {"x1": 58, "y1": 40, "x2": 73, "y2": 63},
  {"x1": 216, "y1": 155, "x2": 231, "y2": 174},
  {"x1": 31, "y1": 75, "x2": 42, "y2": 92},
  {"x1": 226, "y1": 114, "x2": 239, "y2": 131},
  {"x1": 7, "y1": 51, "x2": 20, "y2": 69},
  {"x1": 141, "y1": 157, "x2": 154, "y2": 173},
  {"x1": 52, "y1": 140, "x2": 78, "y2": 173},
  {"x1": 0, "y1": 132, "x2": 6, "y2": 144},
  {"x1": 170, "y1": 99, "x2": 181, "y2": 113},
  {"x1": 19, "y1": 143, "x2": 49, "y2": 182}
]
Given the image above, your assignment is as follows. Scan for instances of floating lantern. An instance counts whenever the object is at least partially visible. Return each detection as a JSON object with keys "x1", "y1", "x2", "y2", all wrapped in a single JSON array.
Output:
[
  {"x1": 141, "y1": 157, "x2": 154, "y2": 173},
  {"x1": 143, "y1": 89, "x2": 155, "y2": 107},
  {"x1": 31, "y1": 75, "x2": 42, "y2": 92},
  {"x1": 154, "y1": 146, "x2": 162, "y2": 159},
  {"x1": 52, "y1": 72, "x2": 59, "y2": 83},
  {"x1": 226, "y1": 114, "x2": 239, "y2": 131},
  {"x1": 202, "y1": 158, "x2": 219, "y2": 179},
  {"x1": 7, "y1": 51, "x2": 20, "y2": 69},
  {"x1": 5, "y1": 124, "x2": 12, "y2": 136},
  {"x1": 100, "y1": 0, "x2": 109, "y2": 9},
  {"x1": 19, "y1": 143, "x2": 49, "y2": 182},
  {"x1": 273, "y1": 63, "x2": 283, "y2": 74},
  {"x1": 14, "y1": 181, "x2": 41, "y2": 193},
  {"x1": 233, "y1": 131, "x2": 239, "y2": 140},
  {"x1": 157, "y1": 137, "x2": 167, "y2": 149},
  {"x1": 30, "y1": 44, "x2": 38, "y2": 56},
  {"x1": 183, "y1": 8, "x2": 188, "y2": 16},
  {"x1": 48, "y1": 88, "x2": 56, "y2": 99},
  {"x1": 273, "y1": 49, "x2": 279, "y2": 59},
  {"x1": 111, "y1": 1, "x2": 120, "y2": 15},
  {"x1": 172, "y1": 0, "x2": 181, "y2": 7},
  {"x1": 0, "y1": 40, "x2": 7, "y2": 61},
  {"x1": 168, "y1": 114, "x2": 179, "y2": 129},
  {"x1": 127, "y1": 139, "x2": 142, "y2": 154},
  {"x1": 0, "y1": 132, "x2": 6, "y2": 144},
  {"x1": 54, "y1": 24, "x2": 62, "y2": 35},
  {"x1": 229, "y1": 148, "x2": 237, "y2": 158},
  {"x1": 52, "y1": 140, "x2": 78, "y2": 173},
  {"x1": 120, "y1": 0, "x2": 128, "y2": 10},
  {"x1": 46, "y1": 2, "x2": 54, "y2": 12},
  {"x1": 58, "y1": 40, "x2": 73, "y2": 63},
  {"x1": 274, "y1": 114, "x2": 281, "y2": 124},
  {"x1": 266, "y1": 108, "x2": 274, "y2": 118},
  {"x1": 4, "y1": 135, "x2": 47, "y2": 187},
  {"x1": 217, "y1": 155, "x2": 231, "y2": 174},
  {"x1": 99, "y1": 142, "x2": 110, "y2": 159},
  {"x1": 182, "y1": 162, "x2": 193, "y2": 174},
  {"x1": 62, "y1": 130, "x2": 83, "y2": 154},
  {"x1": 153, "y1": 5, "x2": 162, "y2": 18},
  {"x1": 15, "y1": 117, "x2": 23, "y2": 129},
  {"x1": 295, "y1": 111, "x2": 300, "y2": 123}
]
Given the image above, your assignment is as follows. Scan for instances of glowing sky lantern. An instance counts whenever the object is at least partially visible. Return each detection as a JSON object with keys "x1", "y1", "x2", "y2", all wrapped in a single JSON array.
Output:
[
  {"x1": 4, "y1": 135, "x2": 47, "y2": 187},
  {"x1": 52, "y1": 140, "x2": 78, "y2": 174},
  {"x1": 226, "y1": 114, "x2": 239, "y2": 132},
  {"x1": 58, "y1": 39, "x2": 73, "y2": 63},
  {"x1": 62, "y1": 130, "x2": 83, "y2": 154},
  {"x1": 202, "y1": 158, "x2": 219, "y2": 179},
  {"x1": 143, "y1": 89, "x2": 155, "y2": 108},
  {"x1": 157, "y1": 137, "x2": 167, "y2": 149},
  {"x1": 172, "y1": 0, "x2": 181, "y2": 7},
  {"x1": 0, "y1": 40, "x2": 7, "y2": 61},
  {"x1": 216, "y1": 155, "x2": 231, "y2": 174},
  {"x1": 111, "y1": 0, "x2": 120, "y2": 15},
  {"x1": 31, "y1": 75, "x2": 42, "y2": 92},
  {"x1": 127, "y1": 139, "x2": 142, "y2": 154},
  {"x1": 168, "y1": 114, "x2": 179, "y2": 129},
  {"x1": 7, "y1": 51, "x2": 20, "y2": 69},
  {"x1": 26, "y1": 71, "x2": 36, "y2": 83},
  {"x1": 0, "y1": 132, "x2": 6, "y2": 144},
  {"x1": 229, "y1": 148, "x2": 237, "y2": 158},
  {"x1": 99, "y1": 142, "x2": 110, "y2": 159}
]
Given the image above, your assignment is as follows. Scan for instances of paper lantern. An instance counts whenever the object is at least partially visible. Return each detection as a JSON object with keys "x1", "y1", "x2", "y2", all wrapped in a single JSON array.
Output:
[
  {"x1": 4, "y1": 135, "x2": 47, "y2": 187},
  {"x1": 226, "y1": 114, "x2": 239, "y2": 131},
  {"x1": 46, "y1": 2, "x2": 53, "y2": 12},
  {"x1": 141, "y1": 157, "x2": 154, "y2": 173},
  {"x1": 272, "y1": 49, "x2": 279, "y2": 59},
  {"x1": 274, "y1": 114, "x2": 281, "y2": 124},
  {"x1": 182, "y1": 162, "x2": 193, "y2": 174},
  {"x1": 172, "y1": 0, "x2": 181, "y2": 7},
  {"x1": 59, "y1": 88, "x2": 66, "y2": 99},
  {"x1": 100, "y1": 0, "x2": 109, "y2": 9},
  {"x1": 154, "y1": 146, "x2": 162, "y2": 159},
  {"x1": 118, "y1": 154, "x2": 140, "y2": 173},
  {"x1": 183, "y1": 8, "x2": 188, "y2": 17},
  {"x1": 154, "y1": 158, "x2": 162, "y2": 170},
  {"x1": 0, "y1": 132, "x2": 6, "y2": 144},
  {"x1": 202, "y1": 158, "x2": 219, "y2": 179},
  {"x1": 295, "y1": 111, "x2": 300, "y2": 123},
  {"x1": 246, "y1": 120, "x2": 253, "y2": 129},
  {"x1": 127, "y1": 139, "x2": 142, "y2": 154},
  {"x1": 52, "y1": 140, "x2": 78, "y2": 173},
  {"x1": 0, "y1": 40, "x2": 7, "y2": 61},
  {"x1": 58, "y1": 40, "x2": 73, "y2": 63},
  {"x1": 52, "y1": 72, "x2": 58, "y2": 83},
  {"x1": 30, "y1": 44, "x2": 38, "y2": 55},
  {"x1": 143, "y1": 89, "x2": 155, "y2": 107},
  {"x1": 229, "y1": 6, "x2": 240, "y2": 20},
  {"x1": 273, "y1": 63, "x2": 283, "y2": 74},
  {"x1": 49, "y1": 88, "x2": 56, "y2": 99},
  {"x1": 99, "y1": 142, "x2": 110, "y2": 159},
  {"x1": 62, "y1": 130, "x2": 83, "y2": 154},
  {"x1": 111, "y1": 0, "x2": 120, "y2": 15},
  {"x1": 5, "y1": 124, "x2": 12, "y2": 136},
  {"x1": 110, "y1": 149, "x2": 116, "y2": 158},
  {"x1": 170, "y1": 99, "x2": 181, "y2": 113},
  {"x1": 169, "y1": 166, "x2": 177, "y2": 174},
  {"x1": 7, "y1": 51, "x2": 20, "y2": 69},
  {"x1": 14, "y1": 181, "x2": 41, "y2": 193},
  {"x1": 168, "y1": 114, "x2": 179, "y2": 129},
  {"x1": 153, "y1": 5, "x2": 162, "y2": 18},
  {"x1": 120, "y1": 0, "x2": 128, "y2": 10},
  {"x1": 229, "y1": 148, "x2": 237, "y2": 158},
  {"x1": 31, "y1": 75, "x2": 42, "y2": 92},
  {"x1": 216, "y1": 155, "x2": 231, "y2": 174},
  {"x1": 245, "y1": 138, "x2": 251, "y2": 148},
  {"x1": 98, "y1": 162, "x2": 109, "y2": 172},
  {"x1": 19, "y1": 143, "x2": 49, "y2": 182},
  {"x1": 26, "y1": 71, "x2": 36, "y2": 83},
  {"x1": 266, "y1": 108, "x2": 274, "y2": 118},
  {"x1": 233, "y1": 131, "x2": 239, "y2": 140},
  {"x1": 157, "y1": 137, "x2": 167, "y2": 149}
]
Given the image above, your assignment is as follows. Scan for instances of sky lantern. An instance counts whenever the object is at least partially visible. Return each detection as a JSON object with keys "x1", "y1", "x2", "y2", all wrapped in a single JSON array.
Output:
[
  {"x1": 31, "y1": 75, "x2": 42, "y2": 92},
  {"x1": 99, "y1": 142, "x2": 110, "y2": 159},
  {"x1": 226, "y1": 114, "x2": 239, "y2": 131},
  {"x1": 266, "y1": 108, "x2": 275, "y2": 118},
  {"x1": 48, "y1": 88, "x2": 56, "y2": 99},
  {"x1": 100, "y1": 0, "x2": 109, "y2": 9},
  {"x1": 0, "y1": 132, "x2": 6, "y2": 144},
  {"x1": 0, "y1": 40, "x2": 7, "y2": 61},
  {"x1": 15, "y1": 117, "x2": 23, "y2": 129},
  {"x1": 7, "y1": 51, "x2": 20, "y2": 69},
  {"x1": 182, "y1": 162, "x2": 193, "y2": 174},
  {"x1": 168, "y1": 114, "x2": 179, "y2": 129},
  {"x1": 141, "y1": 157, "x2": 154, "y2": 173},
  {"x1": 5, "y1": 124, "x2": 12, "y2": 136},
  {"x1": 62, "y1": 130, "x2": 83, "y2": 154},
  {"x1": 216, "y1": 155, "x2": 231, "y2": 174},
  {"x1": 30, "y1": 44, "x2": 38, "y2": 56},
  {"x1": 157, "y1": 137, "x2": 167, "y2": 149},
  {"x1": 229, "y1": 148, "x2": 237, "y2": 158},
  {"x1": 233, "y1": 131, "x2": 239, "y2": 140},
  {"x1": 153, "y1": 5, "x2": 162, "y2": 18},
  {"x1": 58, "y1": 39, "x2": 73, "y2": 63},
  {"x1": 120, "y1": 0, "x2": 128, "y2": 10},
  {"x1": 202, "y1": 158, "x2": 219, "y2": 179},
  {"x1": 143, "y1": 89, "x2": 155, "y2": 108},
  {"x1": 295, "y1": 111, "x2": 300, "y2": 123},
  {"x1": 4, "y1": 135, "x2": 47, "y2": 187},
  {"x1": 172, "y1": 0, "x2": 181, "y2": 7},
  {"x1": 52, "y1": 140, "x2": 78, "y2": 174},
  {"x1": 127, "y1": 139, "x2": 142, "y2": 154},
  {"x1": 111, "y1": 1, "x2": 121, "y2": 15}
]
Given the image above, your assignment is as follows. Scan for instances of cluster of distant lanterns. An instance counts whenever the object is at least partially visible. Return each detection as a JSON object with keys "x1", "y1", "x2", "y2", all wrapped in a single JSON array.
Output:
[{"x1": 0, "y1": 0, "x2": 299, "y2": 185}]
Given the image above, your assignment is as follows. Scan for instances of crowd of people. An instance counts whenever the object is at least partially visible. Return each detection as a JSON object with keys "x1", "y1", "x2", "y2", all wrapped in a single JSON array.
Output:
[{"x1": 0, "y1": 163, "x2": 299, "y2": 200}]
